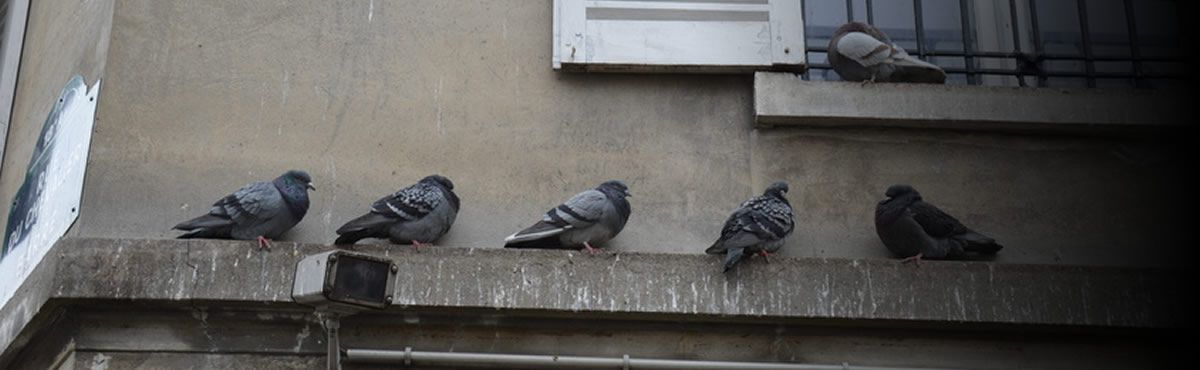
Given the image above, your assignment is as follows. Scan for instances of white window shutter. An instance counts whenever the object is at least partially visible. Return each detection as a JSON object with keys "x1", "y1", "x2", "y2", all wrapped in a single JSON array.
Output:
[{"x1": 553, "y1": 0, "x2": 806, "y2": 73}]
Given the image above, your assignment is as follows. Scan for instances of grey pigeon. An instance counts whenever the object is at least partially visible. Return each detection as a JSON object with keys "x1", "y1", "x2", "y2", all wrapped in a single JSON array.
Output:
[
  {"x1": 705, "y1": 182, "x2": 794, "y2": 272},
  {"x1": 503, "y1": 180, "x2": 631, "y2": 254},
  {"x1": 874, "y1": 185, "x2": 1002, "y2": 263},
  {"x1": 828, "y1": 22, "x2": 946, "y2": 84},
  {"x1": 174, "y1": 170, "x2": 315, "y2": 249},
  {"x1": 334, "y1": 175, "x2": 460, "y2": 247}
]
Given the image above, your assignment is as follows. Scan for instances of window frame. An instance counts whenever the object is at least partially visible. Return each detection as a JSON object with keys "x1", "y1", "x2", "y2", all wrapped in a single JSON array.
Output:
[{"x1": 553, "y1": 0, "x2": 807, "y2": 73}]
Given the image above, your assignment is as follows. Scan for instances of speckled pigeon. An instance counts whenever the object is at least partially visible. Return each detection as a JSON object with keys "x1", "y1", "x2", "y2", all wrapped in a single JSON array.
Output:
[
  {"x1": 174, "y1": 170, "x2": 315, "y2": 250},
  {"x1": 828, "y1": 22, "x2": 946, "y2": 84},
  {"x1": 705, "y1": 182, "x2": 794, "y2": 272},
  {"x1": 503, "y1": 180, "x2": 631, "y2": 254},
  {"x1": 335, "y1": 175, "x2": 460, "y2": 247},
  {"x1": 874, "y1": 185, "x2": 1003, "y2": 263}
]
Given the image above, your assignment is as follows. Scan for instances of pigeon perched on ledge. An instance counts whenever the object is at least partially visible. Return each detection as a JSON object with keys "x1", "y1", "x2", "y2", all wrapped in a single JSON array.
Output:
[
  {"x1": 335, "y1": 175, "x2": 460, "y2": 247},
  {"x1": 705, "y1": 182, "x2": 794, "y2": 273},
  {"x1": 874, "y1": 184, "x2": 1002, "y2": 264},
  {"x1": 174, "y1": 170, "x2": 314, "y2": 250},
  {"x1": 504, "y1": 180, "x2": 631, "y2": 254},
  {"x1": 828, "y1": 22, "x2": 947, "y2": 84}
]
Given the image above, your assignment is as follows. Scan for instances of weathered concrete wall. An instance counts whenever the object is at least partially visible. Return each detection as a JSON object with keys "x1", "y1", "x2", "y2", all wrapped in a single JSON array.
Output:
[
  {"x1": 65, "y1": 307, "x2": 1181, "y2": 370},
  {"x1": 74, "y1": 0, "x2": 1190, "y2": 270}
]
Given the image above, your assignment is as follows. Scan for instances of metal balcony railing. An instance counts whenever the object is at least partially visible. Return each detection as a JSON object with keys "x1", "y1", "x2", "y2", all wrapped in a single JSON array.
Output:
[{"x1": 801, "y1": 0, "x2": 1185, "y2": 88}]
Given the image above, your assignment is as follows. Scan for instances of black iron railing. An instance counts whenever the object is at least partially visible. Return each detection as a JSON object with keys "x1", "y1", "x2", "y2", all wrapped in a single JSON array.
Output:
[{"x1": 801, "y1": 0, "x2": 1184, "y2": 88}]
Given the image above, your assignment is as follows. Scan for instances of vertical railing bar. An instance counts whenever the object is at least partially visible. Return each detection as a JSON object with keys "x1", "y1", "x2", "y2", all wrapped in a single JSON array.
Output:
[
  {"x1": 1008, "y1": 0, "x2": 1027, "y2": 86},
  {"x1": 1076, "y1": 0, "x2": 1096, "y2": 87},
  {"x1": 846, "y1": 0, "x2": 854, "y2": 22},
  {"x1": 1122, "y1": 0, "x2": 1142, "y2": 88},
  {"x1": 959, "y1": 0, "x2": 977, "y2": 84},
  {"x1": 914, "y1": 0, "x2": 927, "y2": 60},
  {"x1": 801, "y1": 0, "x2": 810, "y2": 80},
  {"x1": 1028, "y1": 0, "x2": 1046, "y2": 86},
  {"x1": 866, "y1": 0, "x2": 874, "y2": 25}
]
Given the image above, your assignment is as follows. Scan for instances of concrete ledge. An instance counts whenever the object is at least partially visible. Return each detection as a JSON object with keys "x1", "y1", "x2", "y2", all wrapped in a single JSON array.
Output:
[
  {"x1": 32, "y1": 238, "x2": 1184, "y2": 328},
  {"x1": 754, "y1": 72, "x2": 1187, "y2": 133},
  {"x1": 1, "y1": 237, "x2": 1186, "y2": 366}
]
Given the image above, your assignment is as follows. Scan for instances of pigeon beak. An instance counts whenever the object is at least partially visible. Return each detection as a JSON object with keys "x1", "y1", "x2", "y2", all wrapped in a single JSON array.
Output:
[{"x1": 307, "y1": 182, "x2": 317, "y2": 191}]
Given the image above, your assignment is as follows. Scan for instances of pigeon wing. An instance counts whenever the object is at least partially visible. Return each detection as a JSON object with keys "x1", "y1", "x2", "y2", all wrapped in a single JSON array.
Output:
[
  {"x1": 908, "y1": 200, "x2": 970, "y2": 238},
  {"x1": 213, "y1": 181, "x2": 283, "y2": 227},
  {"x1": 707, "y1": 197, "x2": 793, "y2": 254},
  {"x1": 707, "y1": 206, "x2": 756, "y2": 254},
  {"x1": 505, "y1": 189, "x2": 607, "y2": 243},
  {"x1": 836, "y1": 32, "x2": 897, "y2": 68},
  {"x1": 369, "y1": 182, "x2": 443, "y2": 222}
]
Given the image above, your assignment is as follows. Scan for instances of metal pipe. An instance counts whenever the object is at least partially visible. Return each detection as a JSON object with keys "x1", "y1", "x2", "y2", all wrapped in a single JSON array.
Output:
[
  {"x1": 1007, "y1": 0, "x2": 1027, "y2": 86},
  {"x1": 1027, "y1": 0, "x2": 1046, "y2": 86},
  {"x1": 1121, "y1": 0, "x2": 1142, "y2": 88},
  {"x1": 865, "y1": 0, "x2": 874, "y2": 25},
  {"x1": 1075, "y1": 0, "x2": 1095, "y2": 87},
  {"x1": 345, "y1": 348, "x2": 963, "y2": 370},
  {"x1": 958, "y1": 0, "x2": 977, "y2": 84},
  {"x1": 914, "y1": 0, "x2": 926, "y2": 60},
  {"x1": 326, "y1": 316, "x2": 341, "y2": 370}
]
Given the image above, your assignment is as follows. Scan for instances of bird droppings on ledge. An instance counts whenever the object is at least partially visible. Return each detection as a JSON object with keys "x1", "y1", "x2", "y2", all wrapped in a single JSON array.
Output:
[{"x1": 44, "y1": 237, "x2": 1183, "y2": 328}]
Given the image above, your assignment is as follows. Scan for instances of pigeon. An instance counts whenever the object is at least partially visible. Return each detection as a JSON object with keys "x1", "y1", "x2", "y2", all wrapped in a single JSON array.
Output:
[
  {"x1": 334, "y1": 175, "x2": 460, "y2": 247},
  {"x1": 503, "y1": 180, "x2": 631, "y2": 254},
  {"x1": 174, "y1": 170, "x2": 315, "y2": 249},
  {"x1": 827, "y1": 22, "x2": 946, "y2": 84},
  {"x1": 705, "y1": 182, "x2": 794, "y2": 273},
  {"x1": 874, "y1": 184, "x2": 1003, "y2": 264}
]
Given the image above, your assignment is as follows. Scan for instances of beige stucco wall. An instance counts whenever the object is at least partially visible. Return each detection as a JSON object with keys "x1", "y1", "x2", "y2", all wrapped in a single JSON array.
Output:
[{"x1": 64, "y1": 0, "x2": 1189, "y2": 268}]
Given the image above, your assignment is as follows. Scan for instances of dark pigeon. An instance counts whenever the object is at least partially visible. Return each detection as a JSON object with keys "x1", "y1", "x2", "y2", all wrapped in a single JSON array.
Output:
[
  {"x1": 874, "y1": 184, "x2": 1003, "y2": 263},
  {"x1": 174, "y1": 170, "x2": 315, "y2": 250},
  {"x1": 335, "y1": 175, "x2": 460, "y2": 247},
  {"x1": 828, "y1": 22, "x2": 946, "y2": 84},
  {"x1": 503, "y1": 180, "x2": 631, "y2": 254},
  {"x1": 705, "y1": 182, "x2": 794, "y2": 272}
]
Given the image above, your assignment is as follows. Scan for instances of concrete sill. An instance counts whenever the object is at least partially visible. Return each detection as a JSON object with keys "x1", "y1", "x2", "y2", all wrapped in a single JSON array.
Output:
[
  {"x1": 4, "y1": 238, "x2": 1176, "y2": 329},
  {"x1": 753, "y1": 72, "x2": 1187, "y2": 133}
]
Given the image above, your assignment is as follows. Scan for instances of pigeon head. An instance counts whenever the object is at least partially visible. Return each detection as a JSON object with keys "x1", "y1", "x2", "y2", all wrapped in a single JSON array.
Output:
[
  {"x1": 279, "y1": 170, "x2": 316, "y2": 191},
  {"x1": 597, "y1": 180, "x2": 631, "y2": 198},
  {"x1": 884, "y1": 184, "x2": 920, "y2": 200},
  {"x1": 420, "y1": 174, "x2": 455, "y2": 190},
  {"x1": 764, "y1": 181, "x2": 789, "y2": 198},
  {"x1": 273, "y1": 170, "x2": 314, "y2": 217}
]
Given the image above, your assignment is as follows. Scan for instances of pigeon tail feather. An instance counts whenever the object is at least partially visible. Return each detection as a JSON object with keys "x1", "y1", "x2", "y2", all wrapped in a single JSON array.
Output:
[
  {"x1": 503, "y1": 221, "x2": 566, "y2": 246},
  {"x1": 704, "y1": 240, "x2": 724, "y2": 255},
  {"x1": 723, "y1": 247, "x2": 745, "y2": 273},
  {"x1": 958, "y1": 232, "x2": 1003, "y2": 254},
  {"x1": 173, "y1": 214, "x2": 233, "y2": 231},
  {"x1": 334, "y1": 230, "x2": 373, "y2": 245},
  {"x1": 176, "y1": 225, "x2": 232, "y2": 239},
  {"x1": 335, "y1": 213, "x2": 392, "y2": 235},
  {"x1": 503, "y1": 237, "x2": 571, "y2": 249},
  {"x1": 893, "y1": 58, "x2": 947, "y2": 83}
]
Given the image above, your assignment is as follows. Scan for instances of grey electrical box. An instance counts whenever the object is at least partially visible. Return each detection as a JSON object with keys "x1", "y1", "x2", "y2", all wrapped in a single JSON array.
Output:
[{"x1": 291, "y1": 250, "x2": 398, "y2": 314}]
